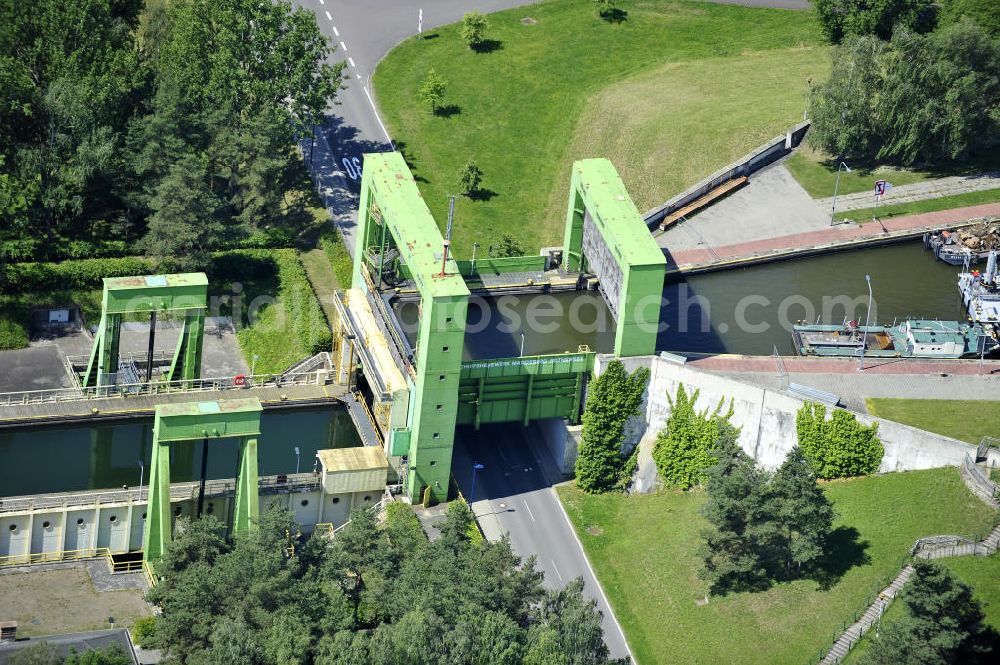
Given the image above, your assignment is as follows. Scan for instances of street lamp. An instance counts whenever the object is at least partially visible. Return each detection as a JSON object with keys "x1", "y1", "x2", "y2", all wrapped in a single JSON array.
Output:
[
  {"x1": 294, "y1": 447, "x2": 301, "y2": 474},
  {"x1": 830, "y1": 161, "x2": 852, "y2": 225},
  {"x1": 520, "y1": 331, "x2": 526, "y2": 357},
  {"x1": 859, "y1": 274, "x2": 872, "y2": 371},
  {"x1": 137, "y1": 460, "x2": 144, "y2": 495},
  {"x1": 471, "y1": 242, "x2": 480, "y2": 273},
  {"x1": 470, "y1": 462, "x2": 485, "y2": 504},
  {"x1": 251, "y1": 353, "x2": 260, "y2": 377}
]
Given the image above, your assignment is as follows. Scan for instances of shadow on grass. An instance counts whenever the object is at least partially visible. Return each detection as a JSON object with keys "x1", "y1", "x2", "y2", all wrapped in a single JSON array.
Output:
[
  {"x1": 600, "y1": 8, "x2": 628, "y2": 23},
  {"x1": 393, "y1": 140, "x2": 428, "y2": 184},
  {"x1": 433, "y1": 104, "x2": 462, "y2": 118},
  {"x1": 466, "y1": 188, "x2": 497, "y2": 202},
  {"x1": 472, "y1": 39, "x2": 503, "y2": 53},
  {"x1": 421, "y1": 32, "x2": 439, "y2": 40},
  {"x1": 811, "y1": 526, "x2": 871, "y2": 590}
]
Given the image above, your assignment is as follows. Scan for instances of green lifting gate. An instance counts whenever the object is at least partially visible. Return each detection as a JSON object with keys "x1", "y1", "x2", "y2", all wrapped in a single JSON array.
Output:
[
  {"x1": 563, "y1": 159, "x2": 667, "y2": 357},
  {"x1": 457, "y1": 352, "x2": 595, "y2": 428},
  {"x1": 143, "y1": 398, "x2": 262, "y2": 564},
  {"x1": 81, "y1": 273, "x2": 208, "y2": 388}
]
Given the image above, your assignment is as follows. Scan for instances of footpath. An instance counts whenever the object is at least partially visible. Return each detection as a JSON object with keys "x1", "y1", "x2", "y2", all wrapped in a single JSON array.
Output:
[
  {"x1": 816, "y1": 173, "x2": 1000, "y2": 213},
  {"x1": 665, "y1": 202, "x2": 1000, "y2": 274}
]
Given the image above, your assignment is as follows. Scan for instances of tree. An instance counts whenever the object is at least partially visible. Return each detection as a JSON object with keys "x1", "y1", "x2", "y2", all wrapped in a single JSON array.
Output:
[
  {"x1": 489, "y1": 233, "x2": 524, "y2": 258},
  {"x1": 652, "y1": 384, "x2": 739, "y2": 490},
  {"x1": 143, "y1": 153, "x2": 224, "y2": 271},
  {"x1": 419, "y1": 68, "x2": 447, "y2": 114},
  {"x1": 458, "y1": 159, "x2": 483, "y2": 196},
  {"x1": 575, "y1": 360, "x2": 649, "y2": 493},
  {"x1": 941, "y1": 0, "x2": 1000, "y2": 36},
  {"x1": 809, "y1": 23, "x2": 1000, "y2": 165},
  {"x1": 460, "y1": 11, "x2": 489, "y2": 49},
  {"x1": 700, "y1": 431, "x2": 775, "y2": 595},
  {"x1": 6, "y1": 644, "x2": 61, "y2": 665},
  {"x1": 770, "y1": 446, "x2": 835, "y2": 577},
  {"x1": 796, "y1": 402, "x2": 884, "y2": 479},
  {"x1": 811, "y1": 0, "x2": 938, "y2": 42},
  {"x1": 859, "y1": 560, "x2": 994, "y2": 665}
]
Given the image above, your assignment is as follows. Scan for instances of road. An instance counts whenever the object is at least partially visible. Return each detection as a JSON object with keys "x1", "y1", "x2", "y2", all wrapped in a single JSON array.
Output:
[{"x1": 451, "y1": 423, "x2": 633, "y2": 661}]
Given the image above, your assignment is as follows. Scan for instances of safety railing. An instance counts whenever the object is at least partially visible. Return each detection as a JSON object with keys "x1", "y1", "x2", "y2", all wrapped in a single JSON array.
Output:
[
  {"x1": 0, "y1": 368, "x2": 336, "y2": 407},
  {"x1": 313, "y1": 490, "x2": 395, "y2": 540},
  {"x1": 0, "y1": 472, "x2": 323, "y2": 514},
  {"x1": 353, "y1": 391, "x2": 385, "y2": 447}
]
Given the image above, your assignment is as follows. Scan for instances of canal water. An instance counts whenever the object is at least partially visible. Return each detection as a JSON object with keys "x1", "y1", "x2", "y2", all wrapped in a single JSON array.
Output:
[
  {"x1": 0, "y1": 406, "x2": 360, "y2": 497},
  {"x1": 395, "y1": 241, "x2": 964, "y2": 359},
  {"x1": 658, "y1": 242, "x2": 966, "y2": 356}
]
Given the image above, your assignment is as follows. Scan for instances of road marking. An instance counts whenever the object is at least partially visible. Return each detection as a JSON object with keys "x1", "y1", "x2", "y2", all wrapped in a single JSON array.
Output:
[
  {"x1": 551, "y1": 559, "x2": 563, "y2": 582},
  {"x1": 348, "y1": 57, "x2": 355, "y2": 68},
  {"x1": 362, "y1": 85, "x2": 395, "y2": 148},
  {"x1": 356, "y1": 74, "x2": 362, "y2": 80},
  {"x1": 333, "y1": 26, "x2": 339, "y2": 36},
  {"x1": 551, "y1": 486, "x2": 635, "y2": 662},
  {"x1": 522, "y1": 500, "x2": 536, "y2": 522},
  {"x1": 324, "y1": 10, "x2": 331, "y2": 20},
  {"x1": 340, "y1": 40, "x2": 347, "y2": 51},
  {"x1": 319, "y1": 0, "x2": 324, "y2": 4}
]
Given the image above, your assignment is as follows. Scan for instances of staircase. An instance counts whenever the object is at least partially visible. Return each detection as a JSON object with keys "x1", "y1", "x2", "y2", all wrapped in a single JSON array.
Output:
[
  {"x1": 817, "y1": 520, "x2": 1000, "y2": 664},
  {"x1": 819, "y1": 565, "x2": 915, "y2": 665}
]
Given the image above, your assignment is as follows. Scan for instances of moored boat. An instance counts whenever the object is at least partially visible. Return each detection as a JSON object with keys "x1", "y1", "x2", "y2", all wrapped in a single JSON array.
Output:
[{"x1": 793, "y1": 318, "x2": 996, "y2": 359}]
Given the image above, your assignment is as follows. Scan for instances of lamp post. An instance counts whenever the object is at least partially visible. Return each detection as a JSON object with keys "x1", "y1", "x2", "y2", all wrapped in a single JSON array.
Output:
[
  {"x1": 470, "y1": 462, "x2": 485, "y2": 504},
  {"x1": 294, "y1": 446, "x2": 301, "y2": 474},
  {"x1": 520, "y1": 331, "x2": 526, "y2": 357},
  {"x1": 251, "y1": 353, "x2": 259, "y2": 378},
  {"x1": 830, "y1": 161, "x2": 852, "y2": 225},
  {"x1": 137, "y1": 460, "x2": 144, "y2": 496},
  {"x1": 859, "y1": 274, "x2": 872, "y2": 371},
  {"x1": 471, "y1": 242, "x2": 480, "y2": 273}
]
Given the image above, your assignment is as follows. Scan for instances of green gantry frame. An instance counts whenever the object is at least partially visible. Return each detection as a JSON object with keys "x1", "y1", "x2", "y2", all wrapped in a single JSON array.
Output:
[
  {"x1": 563, "y1": 159, "x2": 667, "y2": 356},
  {"x1": 353, "y1": 152, "x2": 470, "y2": 505},
  {"x1": 143, "y1": 398, "x2": 262, "y2": 564},
  {"x1": 81, "y1": 273, "x2": 208, "y2": 388}
]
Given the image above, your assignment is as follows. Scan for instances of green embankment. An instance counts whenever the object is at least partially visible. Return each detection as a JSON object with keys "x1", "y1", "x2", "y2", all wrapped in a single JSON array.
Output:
[
  {"x1": 374, "y1": 0, "x2": 826, "y2": 256},
  {"x1": 867, "y1": 398, "x2": 1000, "y2": 444},
  {"x1": 557, "y1": 467, "x2": 995, "y2": 664}
]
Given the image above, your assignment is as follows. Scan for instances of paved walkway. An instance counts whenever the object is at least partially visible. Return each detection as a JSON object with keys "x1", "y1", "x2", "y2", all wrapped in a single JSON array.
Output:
[
  {"x1": 817, "y1": 172, "x2": 1000, "y2": 213},
  {"x1": 666, "y1": 203, "x2": 1000, "y2": 272}
]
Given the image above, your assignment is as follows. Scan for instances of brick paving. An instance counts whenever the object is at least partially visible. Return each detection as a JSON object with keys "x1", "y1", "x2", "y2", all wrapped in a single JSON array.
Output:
[{"x1": 666, "y1": 203, "x2": 1000, "y2": 272}]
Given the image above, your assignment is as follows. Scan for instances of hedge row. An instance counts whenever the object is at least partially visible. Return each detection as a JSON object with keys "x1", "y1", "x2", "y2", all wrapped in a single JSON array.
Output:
[
  {"x1": 0, "y1": 257, "x2": 156, "y2": 294},
  {"x1": 0, "y1": 228, "x2": 295, "y2": 264}
]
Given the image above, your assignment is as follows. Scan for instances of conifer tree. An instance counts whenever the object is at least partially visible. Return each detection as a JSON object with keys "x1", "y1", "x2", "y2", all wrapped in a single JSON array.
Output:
[{"x1": 770, "y1": 446, "x2": 835, "y2": 577}]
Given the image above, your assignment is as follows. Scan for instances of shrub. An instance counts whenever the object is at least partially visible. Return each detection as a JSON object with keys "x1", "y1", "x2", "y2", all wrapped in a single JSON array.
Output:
[
  {"x1": 131, "y1": 616, "x2": 158, "y2": 648},
  {"x1": 458, "y1": 159, "x2": 483, "y2": 196},
  {"x1": 796, "y1": 402, "x2": 884, "y2": 478},
  {"x1": 418, "y1": 68, "x2": 447, "y2": 114},
  {"x1": 460, "y1": 11, "x2": 489, "y2": 49},
  {"x1": 653, "y1": 384, "x2": 739, "y2": 489},
  {"x1": 0, "y1": 257, "x2": 156, "y2": 293}
]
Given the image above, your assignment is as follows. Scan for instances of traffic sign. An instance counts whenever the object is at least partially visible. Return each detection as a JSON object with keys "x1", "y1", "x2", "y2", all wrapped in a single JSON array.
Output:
[{"x1": 874, "y1": 180, "x2": 887, "y2": 197}]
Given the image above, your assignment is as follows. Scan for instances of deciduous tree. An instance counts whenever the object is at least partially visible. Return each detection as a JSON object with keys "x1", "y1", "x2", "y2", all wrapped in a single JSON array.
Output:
[
  {"x1": 419, "y1": 68, "x2": 448, "y2": 114},
  {"x1": 653, "y1": 384, "x2": 739, "y2": 489},
  {"x1": 811, "y1": 0, "x2": 938, "y2": 42},
  {"x1": 460, "y1": 11, "x2": 489, "y2": 49},
  {"x1": 575, "y1": 360, "x2": 649, "y2": 493},
  {"x1": 796, "y1": 402, "x2": 883, "y2": 478}
]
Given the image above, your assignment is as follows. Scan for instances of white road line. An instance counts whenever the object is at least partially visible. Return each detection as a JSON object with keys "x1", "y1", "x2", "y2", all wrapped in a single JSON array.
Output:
[
  {"x1": 522, "y1": 500, "x2": 536, "y2": 522},
  {"x1": 362, "y1": 85, "x2": 395, "y2": 148},
  {"x1": 332, "y1": 26, "x2": 339, "y2": 36},
  {"x1": 339, "y1": 40, "x2": 347, "y2": 51},
  {"x1": 550, "y1": 486, "x2": 635, "y2": 662},
  {"x1": 551, "y1": 559, "x2": 563, "y2": 582},
  {"x1": 356, "y1": 74, "x2": 362, "y2": 80},
  {"x1": 324, "y1": 10, "x2": 331, "y2": 20},
  {"x1": 348, "y1": 57, "x2": 355, "y2": 67},
  {"x1": 318, "y1": 0, "x2": 324, "y2": 4}
]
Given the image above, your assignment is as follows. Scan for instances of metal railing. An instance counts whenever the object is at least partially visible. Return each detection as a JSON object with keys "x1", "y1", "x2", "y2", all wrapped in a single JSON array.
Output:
[
  {"x1": 0, "y1": 368, "x2": 336, "y2": 407},
  {"x1": 961, "y1": 453, "x2": 999, "y2": 504},
  {"x1": 977, "y1": 436, "x2": 1000, "y2": 463},
  {"x1": 0, "y1": 547, "x2": 138, "y2": 573},
  {"x1": 313, "y1": 490, "x2": 394, "y2": 539},
  {"x1": 0, "y1": 472, "x2": 323, "y2": 514},
  {"x1": 353, "y1": 391, "x2": 385, "y2": 447}
]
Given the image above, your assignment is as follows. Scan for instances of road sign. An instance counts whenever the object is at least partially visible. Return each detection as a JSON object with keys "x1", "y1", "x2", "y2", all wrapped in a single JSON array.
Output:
[{"x1": 874, "y1": 180, "x2": 887, "y2": 197}]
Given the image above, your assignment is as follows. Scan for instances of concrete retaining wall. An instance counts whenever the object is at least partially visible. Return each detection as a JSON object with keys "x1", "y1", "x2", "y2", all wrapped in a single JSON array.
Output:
[
  {"x1": 591, "y1": 355, "x2": 981, "y2": 491},
  {"x1": 537, "y1": 417, "x2": 581, "y2": 475},
  {"x1": 643, "y1": 121, "x2": 811, "y2": 229}
]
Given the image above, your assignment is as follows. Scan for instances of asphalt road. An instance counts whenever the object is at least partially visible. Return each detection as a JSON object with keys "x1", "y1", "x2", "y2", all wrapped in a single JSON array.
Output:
[{"x1": 451, "y1": 423, "x2": 633, "y2": 661}]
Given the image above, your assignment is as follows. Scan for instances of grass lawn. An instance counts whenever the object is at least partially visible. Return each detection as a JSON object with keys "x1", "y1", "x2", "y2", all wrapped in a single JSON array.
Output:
[
  {"x1": 374, "y1": 0, "x2": 826, "y2": 256},
  {"x1": 833, "y1": 189, "x2": 1000, "y2": 223},
  {"x1": 784, "y1": 146, "x2": 1000, "y2": 200},
  {"x1": 557, "y1": 468, "x2": 996, "y2": 665},
  {"x1": 866, "y1": 398, "x2": 1000, "y2": 444}
]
